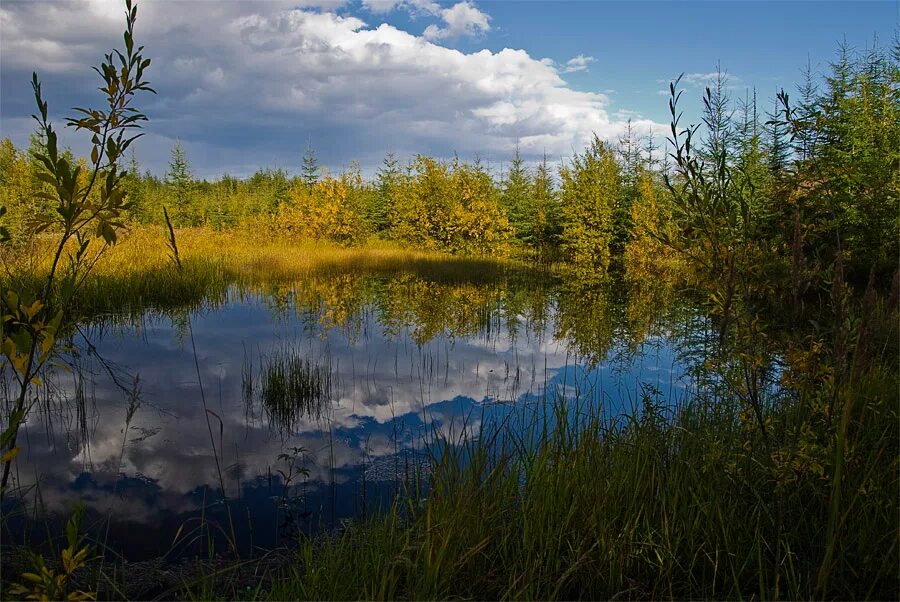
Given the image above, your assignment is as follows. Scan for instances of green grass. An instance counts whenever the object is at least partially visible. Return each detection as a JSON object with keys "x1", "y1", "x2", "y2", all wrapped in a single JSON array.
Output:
[
  {"x1": 249, "y1": 348, "x2": 333, "y2": 430},
  {"x1": 180, "y1": 338, "x2": 899, "y2": 600}
]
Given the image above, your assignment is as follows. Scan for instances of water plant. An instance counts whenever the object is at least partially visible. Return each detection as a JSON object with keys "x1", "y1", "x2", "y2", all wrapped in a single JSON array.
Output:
[
  {"x1": 254, "y1": 348, "x2": 334, "y2": 431},
  {"x1": 0, "y1": 0, "x2": 153, "y2": 499}
]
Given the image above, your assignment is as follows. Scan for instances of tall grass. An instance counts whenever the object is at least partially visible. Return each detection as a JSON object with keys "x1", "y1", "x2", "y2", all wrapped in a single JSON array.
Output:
[
  {"x1": 1, "y1": 227, "x2": 535, "y2": 321},
  {"x1": 249, "y1": 360, "x2": 897, "y2": 601},
  {"x1": 245, "y1": 347, "x2": 334, "y2": 430}
]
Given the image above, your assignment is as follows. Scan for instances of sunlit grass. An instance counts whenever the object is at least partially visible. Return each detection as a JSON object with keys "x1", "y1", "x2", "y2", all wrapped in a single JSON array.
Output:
[{"x1": 3, "y1": 226, "x2": 536, "y2": 318}]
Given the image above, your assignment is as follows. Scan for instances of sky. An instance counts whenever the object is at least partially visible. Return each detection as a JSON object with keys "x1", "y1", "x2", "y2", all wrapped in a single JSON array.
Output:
[{"x1": 1, "y1": 0, "x2": 896, "y2": 178}]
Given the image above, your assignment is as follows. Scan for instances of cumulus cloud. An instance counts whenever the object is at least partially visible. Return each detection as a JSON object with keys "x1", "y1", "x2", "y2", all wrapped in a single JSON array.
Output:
[
  {"x1": 0, "y1": 0, "x2": 662, "y2": 177},
  {"x1": 562, "y1": 54, "x2": 596, "y2": 73},
  {"x1": 422, "y1": 1, "x2": 491, "y2": 40}
]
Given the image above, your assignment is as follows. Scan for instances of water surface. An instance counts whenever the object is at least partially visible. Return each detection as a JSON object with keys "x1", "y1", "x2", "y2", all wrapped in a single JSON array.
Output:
[{"x1": 4, "y1": 269, "x2": 698, "y2": 560}]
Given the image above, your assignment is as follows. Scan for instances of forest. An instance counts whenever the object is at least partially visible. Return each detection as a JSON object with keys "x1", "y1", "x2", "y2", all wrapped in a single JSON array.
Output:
[{"x1": 0, "y1": 1, "x2": 898, "y2": 600}]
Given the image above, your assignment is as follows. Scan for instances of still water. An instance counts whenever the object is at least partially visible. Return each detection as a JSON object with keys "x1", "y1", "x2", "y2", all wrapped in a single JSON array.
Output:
[{"x1": 4, "y1": 270, "x2": 698, "y2": 560}]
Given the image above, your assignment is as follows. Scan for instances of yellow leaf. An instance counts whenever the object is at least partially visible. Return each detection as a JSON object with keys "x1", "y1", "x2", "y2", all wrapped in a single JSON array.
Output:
[
  {"x1": 22, "y1": 300, "x2": 44, "y2": 321},
  {"x1": 1, "y1": 447, "x2": 20, "y2": 463},
  {"x1": 40, "y1": 333, "x2": 55, "y2": 357}
]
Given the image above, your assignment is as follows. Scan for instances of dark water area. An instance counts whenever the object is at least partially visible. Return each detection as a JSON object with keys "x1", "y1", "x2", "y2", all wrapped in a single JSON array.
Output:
[{"x1": 2, "y1": 271, "x2": 701, "y2": 561}]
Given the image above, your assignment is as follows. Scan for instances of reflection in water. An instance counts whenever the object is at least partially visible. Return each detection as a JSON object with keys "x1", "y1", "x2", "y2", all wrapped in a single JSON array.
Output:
[{"x1": 3, "y1": 270, "x2": 693, "y2": 560}]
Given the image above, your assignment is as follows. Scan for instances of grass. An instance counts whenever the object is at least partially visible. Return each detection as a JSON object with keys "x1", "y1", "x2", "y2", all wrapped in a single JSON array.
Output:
[
  {"x1": 245, "y1": 347, "x2": 334, "y2": 430},
  {"x1": 183, "y1": 352, "x2": 898, "y2": 601},
  {"x1": 1, "y1": 226, "x2": 538, "y2": 322}
]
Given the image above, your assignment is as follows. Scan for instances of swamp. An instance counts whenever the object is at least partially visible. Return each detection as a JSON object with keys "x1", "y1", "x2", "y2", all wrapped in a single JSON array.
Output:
[{"x1": 0, "y1": 1, "x2": 897, "y2": 600}]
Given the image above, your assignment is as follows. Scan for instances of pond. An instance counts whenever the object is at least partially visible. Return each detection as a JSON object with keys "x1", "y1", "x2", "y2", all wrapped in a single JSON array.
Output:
[{"x1": 2, "y1": 267, "x2": 703, "y2": 561}]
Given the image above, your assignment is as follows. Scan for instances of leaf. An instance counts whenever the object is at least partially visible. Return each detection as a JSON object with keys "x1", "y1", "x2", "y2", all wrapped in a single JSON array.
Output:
[{"x1": 0, "y1": 447, "x2": 20, "y2": 463}]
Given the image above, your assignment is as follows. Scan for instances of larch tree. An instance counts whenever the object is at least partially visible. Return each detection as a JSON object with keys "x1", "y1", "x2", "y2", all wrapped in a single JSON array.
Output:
[{"x1": 559, "y1": 135, "x2": 621, "y2": 281}]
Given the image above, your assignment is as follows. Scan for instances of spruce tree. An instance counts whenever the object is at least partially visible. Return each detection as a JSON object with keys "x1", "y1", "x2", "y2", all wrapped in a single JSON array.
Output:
[
  {"x1": 500, "y1": 144, "x2": 533, "y2": 242},
  {"x1": 765, "y1": 95, "x2": 790, "y2": 175},
  {"x1": 301, "y1": 140, "x2": 319, "y2": 188},
  {"x1": 614, "y1": 119, "x2": 644, "y2": 260},
  {"x1": 372, "y1": 152, "x2": 399, "y2": 233},
  {"x1": 166, "y1": 140, "x2": 193, "y2": 222},
  {"x1": 532, "y1": 152, "x2": 559, "y2": 253}
]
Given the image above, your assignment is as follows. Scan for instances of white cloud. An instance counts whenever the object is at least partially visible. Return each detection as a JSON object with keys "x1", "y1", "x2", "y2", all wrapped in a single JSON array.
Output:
[
  {"x1": 562, "y1": 54, "x2": 595, "y2": 73},
  {"x1": 362, "y1": 0, "x2": 440, "y2": 15},
  {"x1": 0, "y1": 1, "x2": 662, "y2": 177},
  {"x1": 683, "y1": 71, "x2": 741, "y2": 86},
  {"x1": 423, "y1": 1, "x2": 490, "y2": 40}
]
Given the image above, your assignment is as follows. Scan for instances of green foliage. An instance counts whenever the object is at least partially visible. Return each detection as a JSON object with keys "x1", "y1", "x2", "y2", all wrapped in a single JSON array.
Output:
[
  {"x1": 530, "y1": 153, "x2": 562, "y2": 253},
  {"x1": 165, "y1": 140, "x2": 193, "y2": 223},
  {"x1": 777, "y1": 40, "x2": 900, "y2": 280},
  {"x1": 11, "y1": 503, "x2": 95, "y2": 601},
  {"x1": 559, "y1": 135, "x2": 620, "y2": 281},
  {"x1": 500, "y1": 144, "x2": 534, "y2": 242},
  {"x1": 613, "y1": 119, "x2": 643, "y2": 258},
  {"x1": 370, "y1": 152, "x2": 400, "y2": 233}
]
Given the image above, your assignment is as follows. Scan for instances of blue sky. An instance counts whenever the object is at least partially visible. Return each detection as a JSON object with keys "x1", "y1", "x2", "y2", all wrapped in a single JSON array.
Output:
[
  {"x1": 1, "y1": 0, "x2": 896, "y2": 177},
  {"x1": 480, "y1": 1, "x2": 897, "y2": 118}
]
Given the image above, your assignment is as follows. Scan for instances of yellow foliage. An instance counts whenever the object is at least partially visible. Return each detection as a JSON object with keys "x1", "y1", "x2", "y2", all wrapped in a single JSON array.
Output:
[
  {"x1": 391, "y1": 156, "x2": 510, "y2": 255},
  {"x1": 273, "y1": 174, "x2": 370, "y2": 244},
  {"x1": 624, "y1": 172, "x2": 686, "y2": 283}
]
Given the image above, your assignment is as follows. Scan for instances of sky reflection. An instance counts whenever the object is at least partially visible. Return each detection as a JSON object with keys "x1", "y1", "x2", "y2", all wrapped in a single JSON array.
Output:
[{"x1": 4, "y1": 274, "x2": 690, "y2": 560}]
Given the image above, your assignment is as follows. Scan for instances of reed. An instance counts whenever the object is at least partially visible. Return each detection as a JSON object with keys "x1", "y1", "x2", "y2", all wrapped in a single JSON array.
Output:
[{"x1": 253, "y1": 348, "x2": 333, "y2": 430}]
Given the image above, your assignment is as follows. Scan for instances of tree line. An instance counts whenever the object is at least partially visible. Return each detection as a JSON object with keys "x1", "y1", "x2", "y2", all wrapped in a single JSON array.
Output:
[{"x1": 1, "y1": 39, "x2": 896, "y2": 285}]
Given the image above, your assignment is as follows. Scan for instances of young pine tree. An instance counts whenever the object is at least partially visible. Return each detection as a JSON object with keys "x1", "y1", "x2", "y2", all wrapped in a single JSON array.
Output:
[
  {"x1": 531, "y1": 152, "x2": 560, "y2": 254},
  {"x1": 614, "y1": 119, "x2": 644, "y2": 262},
  {"x1": 371, "y1": 152, "x2": 400, "y2": 233},
  {"x1": 166, "y1": 140, "x2": 193, "y2": 223}
]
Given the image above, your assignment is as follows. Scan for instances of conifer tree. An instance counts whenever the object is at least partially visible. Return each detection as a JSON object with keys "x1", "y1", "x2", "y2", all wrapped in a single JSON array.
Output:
[
  {"x1": 301, "y1": 140, "x2": 319, "y2": 188},
  {"x1": 531, "y1": 152, "x2": 560, "y2": 253},
  {"x1": 372, "y1": 152, "x2": 399, "y2": 232},
  {"x1": 765, "y1": 95, "x2": 790, "y2": 174},
  {"x1": 166, "y1": 140, "x2": 193, "y2": 223},
  {"x1": 614, "y1": 119, "x2": 644, "y2": 260},
  {"x1": 500, "y1": 144, "x2": 533, "y2": 242}
]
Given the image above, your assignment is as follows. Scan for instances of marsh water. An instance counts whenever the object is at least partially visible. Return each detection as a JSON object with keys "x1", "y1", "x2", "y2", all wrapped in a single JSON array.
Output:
[{"x1": 3, "y1": 267, "x2": 705, "y2": 560}]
